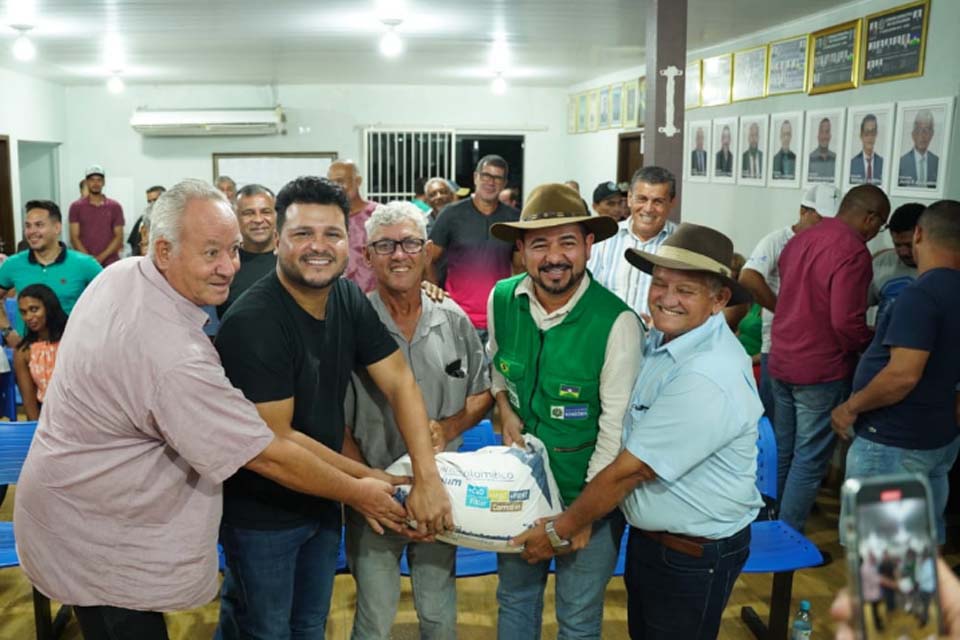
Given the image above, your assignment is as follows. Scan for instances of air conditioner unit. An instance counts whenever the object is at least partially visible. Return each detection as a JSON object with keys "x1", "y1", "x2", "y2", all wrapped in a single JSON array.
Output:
[{"x1": 130, "y1": 106, "x2": 285, "y2": 137}]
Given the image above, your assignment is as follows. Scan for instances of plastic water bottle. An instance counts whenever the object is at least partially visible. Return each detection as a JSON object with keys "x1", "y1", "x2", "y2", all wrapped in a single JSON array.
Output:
[{"x1": 791, "y1": 600, "x2": 812, "y2": 639}]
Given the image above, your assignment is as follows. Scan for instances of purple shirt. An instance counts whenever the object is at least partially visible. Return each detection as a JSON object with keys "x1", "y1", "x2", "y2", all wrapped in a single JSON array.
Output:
[
  {"x1": 769, "y1": 217, "x2": 874, "y2": 384},
  {"x1": 68, "y1": 196, "x2": 125, "y2": 265},
  {"x1": 14, "y1": 258, "x2": 274, "y2": 610},
  {"x1": 345, "y1": 200, "x2": 378, "y2": 294}
]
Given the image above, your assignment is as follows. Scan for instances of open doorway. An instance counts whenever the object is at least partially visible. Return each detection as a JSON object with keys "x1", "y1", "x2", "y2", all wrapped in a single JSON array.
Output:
[
  {"x1": 617, "y1": 131, "x2": 644, "y2": 185},
  {"x1": 454, "y1": 134, "x2": 524, "y2": 205},
  {"x1": 0, "y1": 137, "x2": 15, "y2": 254}
]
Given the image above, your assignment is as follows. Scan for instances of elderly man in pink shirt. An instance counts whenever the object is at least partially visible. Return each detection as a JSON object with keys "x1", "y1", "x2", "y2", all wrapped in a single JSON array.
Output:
[{"x1": 14, "y1": 179, "x2": 411, "y2": 639}]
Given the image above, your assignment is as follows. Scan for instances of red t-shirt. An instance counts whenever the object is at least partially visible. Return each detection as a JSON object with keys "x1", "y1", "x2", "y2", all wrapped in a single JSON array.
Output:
[
  {"x1": 68, "y1": 196, "x2": 125, "y2": 266},
  {"x1": 769, "y1": 217, "x2": 874, "y2": 384}
]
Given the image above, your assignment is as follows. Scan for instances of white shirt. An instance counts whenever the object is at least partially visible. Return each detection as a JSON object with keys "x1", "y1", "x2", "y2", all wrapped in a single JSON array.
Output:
[
  {"x1": 743, "y1": 225, "x2": 795, "y2": 353},
  {"x1": 587, "y1": 218, "x2": 677, "y2": 316},
  {"x1": 486, "y1": 274, "x2": 643, "y2": 481}
]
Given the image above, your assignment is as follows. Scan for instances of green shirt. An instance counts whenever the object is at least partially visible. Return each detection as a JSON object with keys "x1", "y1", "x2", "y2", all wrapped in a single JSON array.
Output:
[
  {"x1": 0, "y1": 244, "x2": 102, "y2": 332},
  {"x1": 737, "y1": 303, "x2": 763, "y2": 357}
]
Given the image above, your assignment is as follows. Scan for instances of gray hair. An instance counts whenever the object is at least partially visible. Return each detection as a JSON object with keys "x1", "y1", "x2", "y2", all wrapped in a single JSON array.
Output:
[
  {"x1": 365, "y1": 201, "x2": 427, "y2": 240},
  {"x1": 630, "y1": 166, "x2": 677, "y2": 199},
  {"x1": 424, "y1": 177, "x2": 451, "y2": 193},
  {"x1": 147, "y1": 179, "x2": 229, "y2": 258},
  {"x1": 215, "y1": 175, "x2": 237, "y2": 189}
]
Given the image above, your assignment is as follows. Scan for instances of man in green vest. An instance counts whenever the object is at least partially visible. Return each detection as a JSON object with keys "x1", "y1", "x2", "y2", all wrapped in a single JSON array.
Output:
[{"x1": 487, "y1": 183, "x2": 643, "y2": 639}]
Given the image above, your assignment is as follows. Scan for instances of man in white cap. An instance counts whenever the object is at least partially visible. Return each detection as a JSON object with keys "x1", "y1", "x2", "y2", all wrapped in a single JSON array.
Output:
[
  {"x1": 69, "y1": 164, "x2": 126, "y2": 266},
  {"x1": 487, "y1": 183, "x2": 643, "y2": 640},
  {"x1": 739, "y1": 184, "x2": 841, "y2": 420},
  {"x1": 515, "y1": 222, "x2": 762, "y2": 639}
]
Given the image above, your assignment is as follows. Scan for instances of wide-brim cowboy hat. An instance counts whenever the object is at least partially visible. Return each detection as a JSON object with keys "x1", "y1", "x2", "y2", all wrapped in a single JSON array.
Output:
[
  {"x1": 624, "y1": 222, "x2": 753, "y2": 307},
  {"x1": 491, "y1": 183, "x2": 618, "y2": 244}
]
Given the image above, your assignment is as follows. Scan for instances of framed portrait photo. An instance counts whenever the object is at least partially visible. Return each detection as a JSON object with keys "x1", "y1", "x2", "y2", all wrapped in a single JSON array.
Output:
[
  {"x1": 685, "y1": 119, "x2": 712, "y2": 184},
  {"x1": 577, "y1": 93, "x2": 588, "y2": 133},
  {"x1": 701, "y1": 54, "x2": 732, "y2": 106},
  {"x1": 738, "y1": 114, "x2": 769, "y2": 187},
  {"x1": 587, "y1": 90, "x2": 599, "y2": 132},
  {"x1": 891, "y1": 97, "x2": 954, "y2": 199},
  {"x1": 767, "y1": 35, "x2": 808, "y2": 96},
  {"x1": 808, "y1": 19, "x2": 862, "y2": 95},
  {"x1": 842, "y1": 103, "x2": 894, "y2": 190},
  {"x1": 710, "y1": 116, "x2": 739, "y2": 185},
  {"x1": 685, "y1": 60, "x2": 702, "y2": 109},
  {"x1": 637, "y1": 76, "x2": 647, "y2": 125},
  {"x1": 733, "y1": 46, "x2": 768, "y2": 102},
  {"x1": 610, "y1": 84, "x2": 623, "y2": 128},
  {"x1": 802, "y1": 108, "x2": 846, "y2": 188},
  {"x1": 862, "y1": 0, "x2": 929, "y2": 85},
  {"x1": 767, "y1": 111, "x2": 804, "y2": 189},
  {"x1": 598, "y1": 86, "x2": 611, "y2": 129}
]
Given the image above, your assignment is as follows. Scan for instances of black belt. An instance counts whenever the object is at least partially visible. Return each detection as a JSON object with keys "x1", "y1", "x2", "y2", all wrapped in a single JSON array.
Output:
[{"x1": 636, "y1": 529, "x2": 715, "y2": 558}]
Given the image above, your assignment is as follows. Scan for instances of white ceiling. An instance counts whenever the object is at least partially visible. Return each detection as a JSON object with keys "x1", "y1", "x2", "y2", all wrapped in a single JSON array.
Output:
[{"x1": 0, "y1": 0, "x2": 847, "y2": 87}]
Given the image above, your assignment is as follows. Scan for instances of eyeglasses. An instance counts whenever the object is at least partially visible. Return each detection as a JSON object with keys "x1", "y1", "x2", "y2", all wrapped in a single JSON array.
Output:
[
  {"x1": 368, "y1": 237, "x2": 426, "y2": 255},
  {"x1": 476, "y1": 171, "x2": 506, "y2": 183}
]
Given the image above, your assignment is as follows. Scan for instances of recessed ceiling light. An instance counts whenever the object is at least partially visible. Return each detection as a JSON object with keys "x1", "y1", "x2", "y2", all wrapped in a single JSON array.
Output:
[
  {"x1": 489, "y1": 39, "x2": 509, "y2": 72},
  {"x1": 491, "y1": 74, "x2": 507, "y2": 96},
  {"x1": 107, "y1": 75, "x2": 125, "y2": 94},
  {"x1": 379, "y1": 28, "x2": 403, "y2": 58},
  {"x1": 12, "y1": 32, "x2": 35, "y2": 61}
]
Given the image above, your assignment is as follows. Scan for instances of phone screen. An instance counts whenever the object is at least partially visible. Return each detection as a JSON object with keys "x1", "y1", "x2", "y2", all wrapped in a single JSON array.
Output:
[{"x1": 854, "y1": 482, "x2": 940, "y2": 639}]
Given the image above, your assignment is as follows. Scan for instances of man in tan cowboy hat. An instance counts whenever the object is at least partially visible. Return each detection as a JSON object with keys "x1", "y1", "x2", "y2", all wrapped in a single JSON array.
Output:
[
  {"x1": 486, "y1": 183, "x2": 643, "y2": 639},
  {"x1": 515, "y1": 222, "x2": 763, "y2": 640}
]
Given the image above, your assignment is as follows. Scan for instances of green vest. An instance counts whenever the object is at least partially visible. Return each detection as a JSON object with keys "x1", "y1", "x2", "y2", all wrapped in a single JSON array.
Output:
[{"x1": 492, "y1": 273, "x2": 633, "y2": 505}]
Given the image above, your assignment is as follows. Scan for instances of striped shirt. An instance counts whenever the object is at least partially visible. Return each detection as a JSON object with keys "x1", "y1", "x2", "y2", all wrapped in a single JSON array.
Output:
[{"x1": 587, "y1": 218, "x2": 677, "y2": 316}]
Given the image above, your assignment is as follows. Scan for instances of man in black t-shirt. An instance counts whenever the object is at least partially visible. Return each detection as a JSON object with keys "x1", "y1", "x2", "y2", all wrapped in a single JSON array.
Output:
[
  {"x1": 215, "y1": 176, "x2": 452, "y2": 639},
  {"x1": 217, "y1": 183, "x2": 279, "y2": 317}
]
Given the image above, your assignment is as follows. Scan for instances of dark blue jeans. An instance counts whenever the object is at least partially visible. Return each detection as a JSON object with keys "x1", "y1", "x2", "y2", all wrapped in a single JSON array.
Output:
[
  {"x1": 624, "y1": 525, "x2": 751, "y2": 639},
  {"x1": 758, "y1": 353, "x2": 775, "y2": 421},
  {"x1": 216, "y1": 521, "x2": 341, "y2": 640}
]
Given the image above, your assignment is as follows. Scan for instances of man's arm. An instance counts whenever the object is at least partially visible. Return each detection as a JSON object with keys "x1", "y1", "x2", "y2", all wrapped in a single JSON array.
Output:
[
  {"x1": 244, "y1": 435, "x2": 406, "y2": 534},
  {"x1": 433, "y1": 391, "x2": 494, "y2": 450},
  {"x1": 69, "y1": 223, "x2": 89, "y2": 254},
  {"x1": 426, "y1": 243, "x2": 444, "y2": 284},
  {"x1": 831, "y1": 347, "x2": 930, "y2": 436},
  {"x1": 366, "y1": 350, "x2": 453, "y2": 534},
  {"x1": 739, "y1": 268, "x2": 777, "y2": 312},
  {"x1": 513, "y1": 448, "x2": 657, "y2": 562},
  {"x1": 95, "y1": 226, "x2": 124, "y2": 263}
]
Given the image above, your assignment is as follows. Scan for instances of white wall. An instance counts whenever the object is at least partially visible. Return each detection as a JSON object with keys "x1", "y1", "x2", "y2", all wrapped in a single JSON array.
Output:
[
  {"x1": 18, "y1": 141, "x2": 60, "y2": 205},
  {"x1": 0, "y1": 66, "x2": 67, "y2": 234},
  {"x1": 566, "y1": 0, "x2": 960, "y2": 256},
  {"x1": 61, "y1": 82, "x2": 568, "y2": 236}
]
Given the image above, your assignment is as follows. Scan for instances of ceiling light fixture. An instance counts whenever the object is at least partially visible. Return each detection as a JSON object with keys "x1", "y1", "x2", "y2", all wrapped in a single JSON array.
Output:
[
  {"x1": 489, "y1": 38, "x2": 509, "y2": 72},
  {"x1": 11, "y1": 26, "x2": 35, "y2": 61},
  {"x1": 107, "y1": 74, "x2": 125, "y2": 94},
  {"x1": 491, "y1": 73, "x2": 507, "y2": 96},
  {"x1": 378, "y1": 16, "x2": 404, "y2": 58}
]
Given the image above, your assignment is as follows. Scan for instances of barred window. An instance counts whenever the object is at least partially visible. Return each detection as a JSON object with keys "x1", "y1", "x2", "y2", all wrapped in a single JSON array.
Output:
[{"x1": 364, "y1": 129, "x2": 456, "y2": 203}]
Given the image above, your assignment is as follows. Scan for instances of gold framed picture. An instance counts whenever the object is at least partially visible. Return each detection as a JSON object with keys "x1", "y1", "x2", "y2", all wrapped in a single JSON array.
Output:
[
  {"x1": 807, "y1": 19, "x2": 862, "y2": 95},
  {"x1": 732, "y1": 45, "x2": 768, "y2": 102},
  {"x1": 685, "y1": 60, "x2": 702, "y2": 109},
  {"x1": 701, "y1": 54, "x2": 732, "y2": 106},
  {"x1": 861, "y1": 0, "x2": 929, "y2": 85},
  {"x1": 767, "y1": 35, "x2": 809, "y2": 95}
]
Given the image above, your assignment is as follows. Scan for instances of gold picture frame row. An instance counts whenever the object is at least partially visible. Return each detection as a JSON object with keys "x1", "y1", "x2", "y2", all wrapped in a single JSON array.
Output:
[
  {"x1": 684, "y1": 0, "x2": 928, "y2": 108},
  {"x1": 568, "y1": 78, "x2": 646, "y2": 134}
]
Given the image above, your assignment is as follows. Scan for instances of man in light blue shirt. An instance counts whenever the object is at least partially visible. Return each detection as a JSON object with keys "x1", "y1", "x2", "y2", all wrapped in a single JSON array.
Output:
[{"x1": 515, "y1": 223, "x2": 762, "y2": 640}]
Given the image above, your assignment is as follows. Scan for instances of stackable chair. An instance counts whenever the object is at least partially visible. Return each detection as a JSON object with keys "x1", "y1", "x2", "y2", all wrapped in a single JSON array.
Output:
[
  {"x1": 457, "y1": 419, "x2": 501, "y2": 452},
  {"x1": 741, "y1": 416, "x2": 825, "y2": 639},
  {"x1": 0, "y1": 420, "x2": 72, "y2": 640}
]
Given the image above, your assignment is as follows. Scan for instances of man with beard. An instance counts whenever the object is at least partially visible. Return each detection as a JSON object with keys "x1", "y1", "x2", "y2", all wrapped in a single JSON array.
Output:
[
  {"x1": 808, "y1": 118, "x2": 837, "y2": 182},
  {"x1": 772, "y1": 120, "x2": 797, "y2": 180},
  {"x1": 868, "y1": 202, "x2": 923, "y2": 326},
  {"x1": 215, "y1": 176, "x2": 452, "y2": 638},
  {"x1": 487, "y1": 183, "x2": 642, "y2": 639},
  {"x1": 715, "y1": 126, "x2": 734, "y2": 177},
  {"x1": 68, "y1": 164, "x2": 125, "y2": 266}
]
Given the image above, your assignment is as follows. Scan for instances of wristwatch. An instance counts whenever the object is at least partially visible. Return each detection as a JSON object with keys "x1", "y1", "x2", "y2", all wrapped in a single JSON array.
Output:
[
  {"x1": 545, "y1": 520, "x2": 571, "y2": 551},
  {"x1": 0, "y1": 327, "x2": 12, "y2": 340}
]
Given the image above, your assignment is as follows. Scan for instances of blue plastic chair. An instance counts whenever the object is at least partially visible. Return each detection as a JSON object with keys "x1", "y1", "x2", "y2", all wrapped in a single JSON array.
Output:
[
  {"x1": 0, "y1": 348, "x2": 18, "y2": 420},
  {"x1": 0, "y1": 420, "x2": 70, "y2": 640},
  {"x1": 457, "y1": 419, "x2": 501, "y2": 452},
  {"x1": 741, "y1": 416, "x2": 824, "y2": 639}
]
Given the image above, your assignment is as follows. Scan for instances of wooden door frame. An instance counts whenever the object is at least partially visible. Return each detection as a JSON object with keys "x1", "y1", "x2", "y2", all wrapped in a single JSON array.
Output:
[
  {"x1": 617, "y1": 130, "x2": 644, "y2": 185},
  {"x1": 0, "y1": 136, "x2": 15, "y2": 254}
]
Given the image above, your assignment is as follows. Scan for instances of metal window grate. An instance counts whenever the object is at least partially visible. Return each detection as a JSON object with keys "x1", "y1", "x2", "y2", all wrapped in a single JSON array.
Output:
[{"x1": 364, "y1": 129, "x2": 456, "y2": 203}]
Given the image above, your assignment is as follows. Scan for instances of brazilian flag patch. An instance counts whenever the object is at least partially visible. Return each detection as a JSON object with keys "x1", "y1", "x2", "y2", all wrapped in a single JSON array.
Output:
[{"x1": 558, "y1": 384, "x2": 581, "y2": 399}]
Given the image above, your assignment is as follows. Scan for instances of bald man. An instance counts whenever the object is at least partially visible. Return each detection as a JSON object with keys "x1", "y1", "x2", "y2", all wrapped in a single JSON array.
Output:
[
  {"x1": 327, "y1": 160, "x2": 379, "y2": 292},
  {"x1": 898, "y1": 110, "x2": 939, "y2": 189}
]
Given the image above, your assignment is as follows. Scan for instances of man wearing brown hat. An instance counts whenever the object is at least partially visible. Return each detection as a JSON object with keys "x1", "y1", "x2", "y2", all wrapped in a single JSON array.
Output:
[
  {"x1": 515, "y1": 223, "x2": 763, "y2": 640},
  {"x1": 487, "y1": 183, "x2": 643, "y2": 639}
]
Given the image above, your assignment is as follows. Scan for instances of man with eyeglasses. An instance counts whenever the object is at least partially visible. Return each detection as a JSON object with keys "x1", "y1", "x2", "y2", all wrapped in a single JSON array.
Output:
[
  {"x1": 587, "y1": 166, "x2": 678, "y2": 321},
  {"x1": 340, "y1": 201, "x2": 492, "y2": 640},
  {"x1": 769, "y1": 184, "x2": 890, "y2": 533},
  {"x1": 427, "y1": 154, "x2": 519, "y2": 343},
  {"x1": 215, "y1": 176, "x2": 452, "y2": 638},
  {"x1": 898, "y1": 110, "x2": 939, "y2": 189}
]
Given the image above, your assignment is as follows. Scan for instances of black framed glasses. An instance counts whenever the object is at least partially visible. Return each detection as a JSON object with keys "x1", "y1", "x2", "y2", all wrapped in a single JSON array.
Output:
[
  {"x1": 368, "y1": 237, "x2": 426, "y2": 255},
  {"x1": 476, "y1": 171, "x2": 506, "y2": 183}
]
